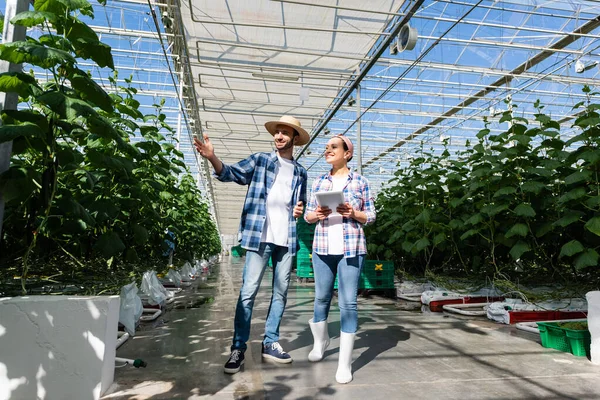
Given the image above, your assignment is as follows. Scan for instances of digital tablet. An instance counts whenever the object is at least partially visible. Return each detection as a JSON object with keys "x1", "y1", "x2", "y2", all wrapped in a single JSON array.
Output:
[{"x1": 315, "y1": 190, "x2": 345, "y2": 215}]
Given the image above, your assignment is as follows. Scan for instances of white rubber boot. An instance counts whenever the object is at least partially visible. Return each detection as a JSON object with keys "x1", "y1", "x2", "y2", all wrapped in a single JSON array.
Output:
[
  {"x1": 335, "y1": 332, "x2": 356, "y2": 384},
  {"x1": 308, "y1": 319, "x2": 330, "y2": 362}
]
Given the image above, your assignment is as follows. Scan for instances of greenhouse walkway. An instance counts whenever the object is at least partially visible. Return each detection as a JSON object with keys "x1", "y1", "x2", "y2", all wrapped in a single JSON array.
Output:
[{"x1": 104, "y1": 256, "x2": 600, "y2": 400}]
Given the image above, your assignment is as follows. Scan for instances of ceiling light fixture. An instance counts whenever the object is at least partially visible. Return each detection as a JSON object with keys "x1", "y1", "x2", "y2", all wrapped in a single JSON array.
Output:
[{"x1": 252, "y1": 72, "x2": 299, "y2": 81}]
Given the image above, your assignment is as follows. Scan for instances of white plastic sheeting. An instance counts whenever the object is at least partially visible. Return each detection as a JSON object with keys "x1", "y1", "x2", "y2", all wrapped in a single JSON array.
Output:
[
  {"x1": 420, "y1": 287, "x2": 502, "y2": 306},
  {"x1": 141, "y1": 271, "x2": 171, "y2": 306},
  {"x1": 487, "y1": 298, "x2": 588, "y2": 325},
  {"x1": 166, "y1": 269, "x2": 183, "y2": 287},
  {"x1": 119, "y1": 283, "x2": 143, "y2": 336}
]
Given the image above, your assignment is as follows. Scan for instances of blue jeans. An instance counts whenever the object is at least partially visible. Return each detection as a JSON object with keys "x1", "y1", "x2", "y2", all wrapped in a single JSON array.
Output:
[
  {"x1": 232, "y1": 242, "x2": 293, "y2": 351},
  {"x1": 312, "y1": 252, "x2": 365, "y2": 333}
]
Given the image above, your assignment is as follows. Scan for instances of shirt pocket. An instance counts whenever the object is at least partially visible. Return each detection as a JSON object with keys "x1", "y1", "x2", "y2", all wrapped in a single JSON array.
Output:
[{"x1": 349, "y1": 191, "x2": 363, "y2": 210}]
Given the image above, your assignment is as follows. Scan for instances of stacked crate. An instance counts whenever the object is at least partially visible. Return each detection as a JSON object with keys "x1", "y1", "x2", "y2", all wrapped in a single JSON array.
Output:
[{"x1": 296, "y1": 218, "x2": 315, "y2": 280}]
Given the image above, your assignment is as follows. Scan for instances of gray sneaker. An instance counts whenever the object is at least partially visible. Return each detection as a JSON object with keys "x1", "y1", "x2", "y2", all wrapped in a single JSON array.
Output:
[{"x1": 261, "y1": 342, "x2": 293, "y2": 364}]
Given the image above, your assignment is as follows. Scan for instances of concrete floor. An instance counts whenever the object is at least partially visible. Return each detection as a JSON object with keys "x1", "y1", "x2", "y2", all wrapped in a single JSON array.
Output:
[{"x1": 104, "y1": 256, "x2": 600, "y2": 400}]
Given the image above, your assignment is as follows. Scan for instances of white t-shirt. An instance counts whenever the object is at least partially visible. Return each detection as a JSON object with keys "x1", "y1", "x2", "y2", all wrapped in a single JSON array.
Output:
[
  {"x1": 327, "y1": 176, "x2": 347, "y2": 255},
  {"x1": 261, "y1": 154, "x2": 295, "y2": 247}
]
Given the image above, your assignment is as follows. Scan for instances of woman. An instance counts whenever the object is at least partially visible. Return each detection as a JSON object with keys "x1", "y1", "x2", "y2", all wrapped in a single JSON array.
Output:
[{"x1": 304, "y1": 134, "x2": 376, "y2": 384}]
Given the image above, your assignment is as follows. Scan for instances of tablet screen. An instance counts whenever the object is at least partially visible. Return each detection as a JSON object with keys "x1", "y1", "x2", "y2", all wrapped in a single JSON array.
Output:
[{"x1": 314, "y1": 190, "x2": 345, "y2": 215}]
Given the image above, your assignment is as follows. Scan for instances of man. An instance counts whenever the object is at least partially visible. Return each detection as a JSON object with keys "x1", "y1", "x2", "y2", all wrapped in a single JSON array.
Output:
[{"x1": 194, "y1": 115, "x2": 309, "y2": 374}]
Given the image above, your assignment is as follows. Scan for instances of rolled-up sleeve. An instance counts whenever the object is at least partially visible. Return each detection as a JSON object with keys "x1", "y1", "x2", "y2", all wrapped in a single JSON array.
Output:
[
  {"x1": 362, "y1": 179, "x2": 376, "y2": 225},
  {"x1": 304, "y1": 179, "x2": 319, "y2": 224},
  {"x1": 215, "y1": 154, "x2": 257, "y2": 185}
]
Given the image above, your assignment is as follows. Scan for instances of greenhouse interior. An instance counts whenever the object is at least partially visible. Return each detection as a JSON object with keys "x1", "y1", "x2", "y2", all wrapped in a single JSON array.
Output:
[{"x1": 2, "y1": 0, "x2": 600, "y2": 398}]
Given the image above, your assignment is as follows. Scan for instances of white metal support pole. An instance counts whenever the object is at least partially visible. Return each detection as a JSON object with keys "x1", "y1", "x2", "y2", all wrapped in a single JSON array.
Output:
[
  {"x1": 356, "y1": 84, "x2": 362, "y2": 174},
  {"x1": 0, "y1": 0, "x2": 29, "y2": 242},
  {"x1": 175, "y1": 69, "x2": 183, "y2": 150}
]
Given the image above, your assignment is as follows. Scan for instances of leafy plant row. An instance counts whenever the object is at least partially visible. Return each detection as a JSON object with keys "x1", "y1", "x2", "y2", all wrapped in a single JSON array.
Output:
[
  {"x1": 366, "y1": 91, "x2": 600, "y2": 286},
  {"x1": 0, "y1": 0, "x2": 220, "y2": 295}
]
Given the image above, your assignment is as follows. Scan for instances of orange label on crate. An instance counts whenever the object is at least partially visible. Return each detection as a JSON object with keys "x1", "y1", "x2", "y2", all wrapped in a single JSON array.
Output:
[{"x1": 374, "y1": 263, "x2": 383, "y2": 270}]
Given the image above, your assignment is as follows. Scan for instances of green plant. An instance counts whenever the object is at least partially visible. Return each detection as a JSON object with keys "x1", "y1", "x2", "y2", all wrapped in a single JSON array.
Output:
[
  {"x1": 0, "y1": 0, "x2": 220, "y2": 295},
  {"x1": 367, "y1": 89, "x2": 600, "y2": 289}
]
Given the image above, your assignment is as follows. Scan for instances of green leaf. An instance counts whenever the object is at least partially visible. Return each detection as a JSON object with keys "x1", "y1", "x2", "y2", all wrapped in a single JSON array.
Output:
[
  {"x1": 37, "y1": 91, "x2": 97, "y2": 121},
  {"x1": 493, "y1": 186, "x2": 517, "y2": 198},
  {"x1": 506, "y1": 223, "x2": 528, "y2": 238},
  {"x1": 521, "y1": 181, "x2": 546, "y2": 195},
  {"x1": 512, "y1": 134, "x2": 531, "y2": 146},
  {"x1": 460, "y1": 229, "x2": 478, "y2": 240},
  {"x1": 132, "y1": 224, "x2": 149, "y2": 245},
  {"x1": 465, "y1": 213, "x2": 483, "y2": 226},
  {"x1": 481, "y1": 203, "x2": 509, "y2": 217},
  {"x1": 70, "y1": 70, "x2": 113, "y2": 112},
  {"x1": 578, "y1": 149, "x2": 600, "y2": 164},
  {"x1": 87, "y1": 115, "x2": 119, "y2": 140},
  {"x1": 586, "y1": 196, "x2": 600, "y2": 208},
  {"x1": 449, "y1": 219, "x2": 463, "y2": 230},
  {"x1": 476, "y1": 128, "x2": 490, "y2": 139},
  {"x1": 116, "y1": 103, "x2": 143, "y2": 120},
  {"x1": 10, "y1": 11, "x2": 56, "y2": 27},
  {"x1": 509, "y1": 241, "x2": 530, "y2": 259},
  {"x1": 125, "y1": 247, "x2": 140, "y2": 262},
  {"x1": 159, "y1": 191, "x2": 173, "y2": 201},
  {"x1": 0, "y1": 71, "x2": 38, "y2": 97},
  {"x1": 94, "y1": 231, "x2": 125, "y2": 258},
  {"x1": 0, "y1": 122, "x2": 43, "y2": 143},
  {"x1": 558, "y1": 187, "x2": 587, "y2": 203},
  {"x1": 71, "y1": 38, "x2": 114, "y2": 69},
  {"x1": 415, "y1": 209, "x2": 431, "y2": 224},
  {"x1": 553, "y1": 211, "x2": 584, "y2": 228},
  {"x1": 0, "y1": 42, "x2": 75, "y2": 69},
  {"x1": 60, "y1": 15, "x2": 99, "y2": 42},
  {"x1": 2, "y1": 110, "x2": 49, "y2": 131},
  {"x1": 577, "y1": 117, "x2": 600, "y2": 128},
  {"x1": 575, "y1": 249, "x2": 599, "y2": 270},
  {"x1": 514, "y1": 203, "x2": 536, "y2": 218},
  {"x1": 414, "y1": 237, "x2": 431, "y2": 252},
  {"x1": 0, "y1": 166, "x2": 41, "y2": 203},
  {"x1": 535, "y1": 222, "x2": 553, "y2": 238},
  {"x1": 35, "y1": 0, "x2": 94, "y2": 17},
  {"x1": 526, "y1": 167, "x2": 553, "y2": 177},
  {"x1": 584, "y1": 217, "x2": 600, "y2": 237},
  {"x1": 564, "y1": 170, "x2": 592, "y2": 185},
  {"x1": 559, "y1": 240, "x2": 585, "y2": 258},
  {"x1": 433, "y1": 232, "x2": 446, "y2": 246}
]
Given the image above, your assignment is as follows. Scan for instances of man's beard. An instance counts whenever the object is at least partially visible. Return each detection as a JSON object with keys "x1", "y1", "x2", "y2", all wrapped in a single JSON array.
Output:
[{"x1": 277, "y1": 139, "x2": 294, "y2": 152}]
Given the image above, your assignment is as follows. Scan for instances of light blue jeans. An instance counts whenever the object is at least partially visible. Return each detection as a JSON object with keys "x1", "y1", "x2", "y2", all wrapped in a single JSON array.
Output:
[
  {"x1": 232, "y1": 242, "x2": 293, "y2": 351},
  {"x1": 312, "y1": 252, "x2": 365, "y2": 333}
]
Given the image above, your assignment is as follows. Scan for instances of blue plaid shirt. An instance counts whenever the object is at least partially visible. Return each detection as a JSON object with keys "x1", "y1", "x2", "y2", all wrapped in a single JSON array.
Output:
[{"x1": 216, "y1": 152, "x2": 308, "y2": 255}]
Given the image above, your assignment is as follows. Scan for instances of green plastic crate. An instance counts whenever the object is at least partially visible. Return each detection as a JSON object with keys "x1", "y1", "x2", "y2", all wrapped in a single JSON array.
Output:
[
  {"x1": 231, "y1": 245, "x2": 246, "y2": 257},
  {"x1": 565, "y1": 329, "x2": 591, "y2": 357},
  {"x1": 334, "y1": 260, "x2": 394, "y2": 290},
  {"x1": 537, "y1": 321, "x2": 591, "y2": 357}
]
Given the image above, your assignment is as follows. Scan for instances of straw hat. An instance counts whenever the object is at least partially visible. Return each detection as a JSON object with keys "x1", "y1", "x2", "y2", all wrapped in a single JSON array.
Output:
[{"x1": 264, "y1": 115, "x2": 310, "y2": 146}]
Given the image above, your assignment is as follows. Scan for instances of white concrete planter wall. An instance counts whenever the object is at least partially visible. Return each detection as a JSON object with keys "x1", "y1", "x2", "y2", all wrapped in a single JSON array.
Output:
[
  {"x1": 587, "y1": 291, "x2": 600, "y2": 365},
  {"x1": 0, "y1": 295, "x2": 120, "y2": 400}
]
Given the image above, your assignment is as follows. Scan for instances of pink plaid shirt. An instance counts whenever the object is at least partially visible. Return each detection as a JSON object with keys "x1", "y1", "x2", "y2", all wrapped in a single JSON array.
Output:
[{"x1": 304, "y1": 171, "x2": 376, "y2": 257}]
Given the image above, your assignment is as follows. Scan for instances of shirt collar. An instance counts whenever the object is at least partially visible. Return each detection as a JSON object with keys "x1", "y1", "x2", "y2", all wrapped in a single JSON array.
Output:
[
  {"x1": 272, "y1": 151, "x2": 298, "y2": 165},
  {"x1": 326, "y1": 168, "x2": 354, "y2": 181}
]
